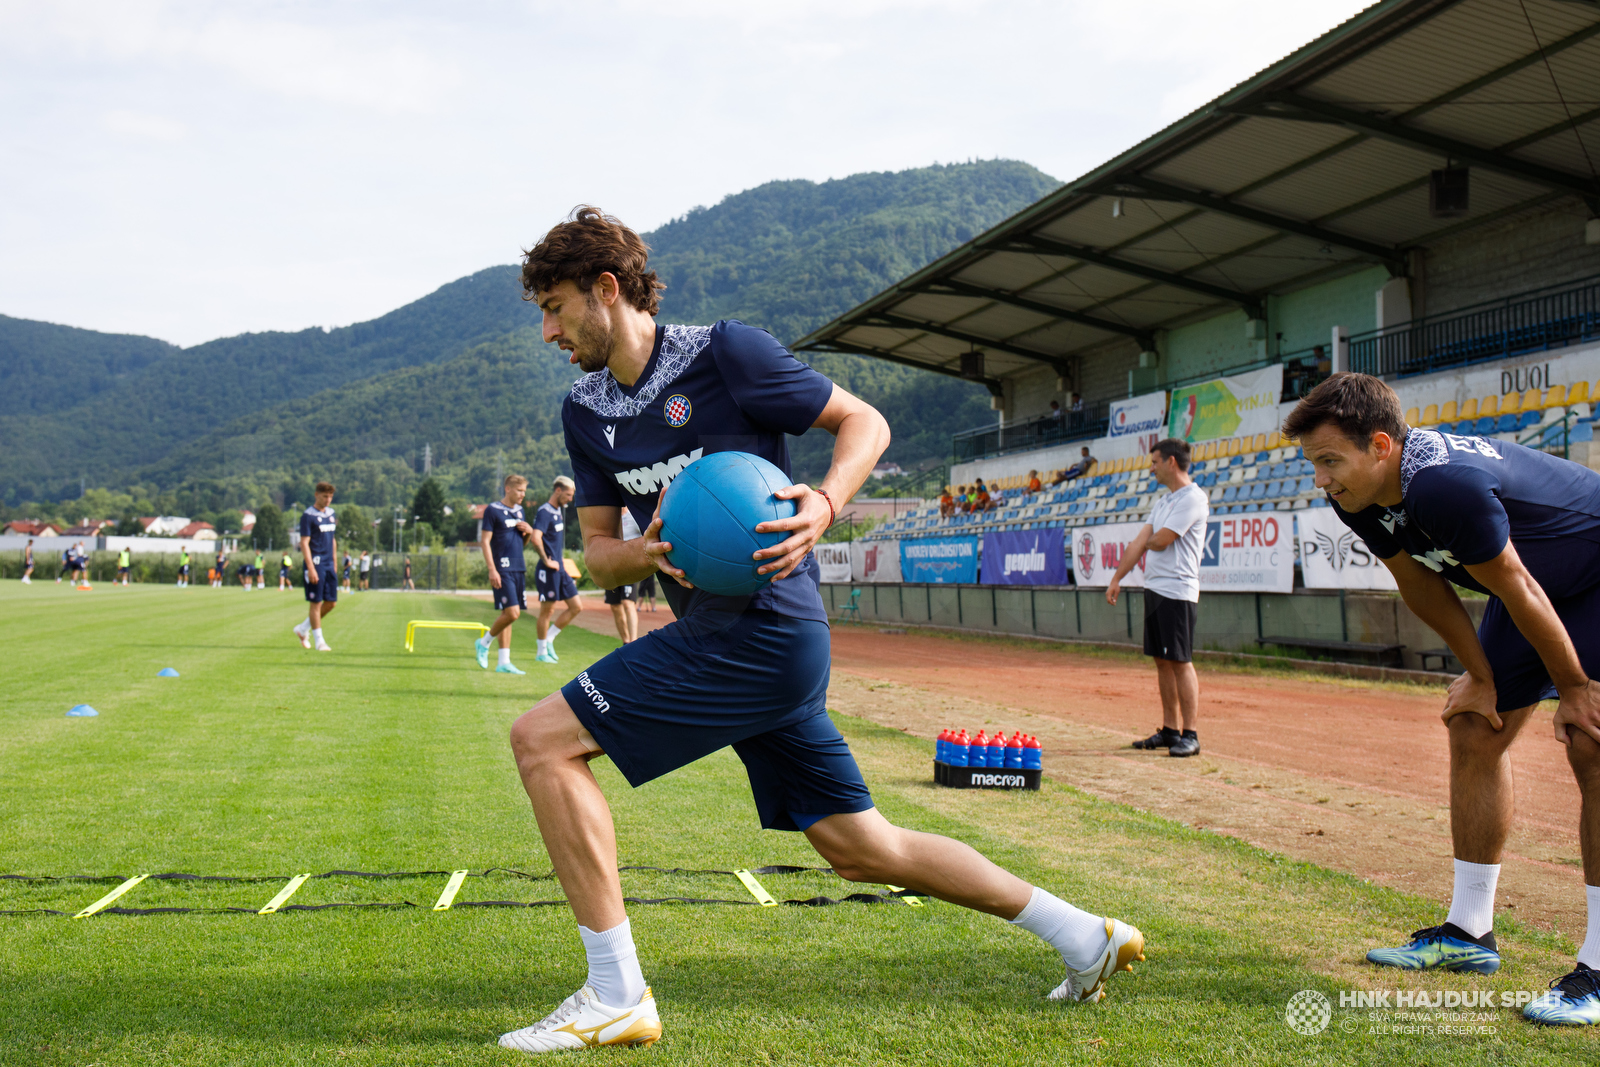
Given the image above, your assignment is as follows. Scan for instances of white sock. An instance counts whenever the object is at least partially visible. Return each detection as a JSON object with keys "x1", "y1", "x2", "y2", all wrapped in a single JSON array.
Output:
[
  {"x1": 538, "y1": 638, "x2": 549, "y2": 655},
  {"x1": 1444, "y1": 859, "x2": 1500, "y2": 938},
  {"x1": 294, "y1": 621, "x2": 309, "y2": 635},
  {"x1": 498, "y1": 647, "x2": 511, "y2": 667},
  {"x1": 1579, "y1": 885, "x2": 1600, "y2": 969},
  {"x1": 578, "y1": 920, "x2": 646, "y2": 1007},
  {"x1": 548, "y1": 625, "x2": 561, "y2": 643},
  {"x1": 312, "y1": 628, "x2": 324, "y2": 645},
  {"x1": 1009, "y1": 886, "x2": 1109, "y2": 971}
]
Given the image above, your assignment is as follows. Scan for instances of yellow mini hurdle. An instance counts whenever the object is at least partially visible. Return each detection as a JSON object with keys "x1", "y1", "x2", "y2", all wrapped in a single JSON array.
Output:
[{"x1": 405, "y1": 620, "x2": 490, "y2": 652}]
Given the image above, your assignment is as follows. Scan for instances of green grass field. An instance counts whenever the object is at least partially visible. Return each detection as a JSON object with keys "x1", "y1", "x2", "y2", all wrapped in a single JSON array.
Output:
[{"x1": 2, "y1": 582, "x2": 1596, "y2": 1065}]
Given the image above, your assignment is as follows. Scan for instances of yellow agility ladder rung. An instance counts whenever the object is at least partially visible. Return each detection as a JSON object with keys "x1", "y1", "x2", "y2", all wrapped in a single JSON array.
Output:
[
  {"x1": 733, "y1": 869, "x2": 778, "y2": 907},
  {"x1": 433, "y1": 870, "x2": 470, "y2": 911},
  {"x1": 259, "y1": 874, "x2": 312, "y2": 915},
  {"x1": 885, "y1": 884, "x2": 925, "y2": 907},
  {"x1": 74, "y1": 874, "x2": 149, "y2": 918}
]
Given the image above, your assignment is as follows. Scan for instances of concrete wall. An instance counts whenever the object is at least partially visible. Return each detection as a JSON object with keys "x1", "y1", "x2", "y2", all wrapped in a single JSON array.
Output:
[
  {"x1": 823, "y1": 583, "x2": 1480, "y2": 672},
  {"x1": 1423, "y1": 200, "x2": 1600, "y2": 317}
]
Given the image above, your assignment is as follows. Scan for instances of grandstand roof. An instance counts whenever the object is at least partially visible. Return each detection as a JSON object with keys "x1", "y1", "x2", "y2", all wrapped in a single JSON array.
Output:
[{"x1": 794, "y1": 0, "x2": 1600, "y2": 393}]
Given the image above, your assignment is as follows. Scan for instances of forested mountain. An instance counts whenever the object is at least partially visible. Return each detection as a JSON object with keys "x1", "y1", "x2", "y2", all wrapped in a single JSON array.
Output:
[{"x1": 2, "y1": 160, "x2": 1059, "y2": 516}]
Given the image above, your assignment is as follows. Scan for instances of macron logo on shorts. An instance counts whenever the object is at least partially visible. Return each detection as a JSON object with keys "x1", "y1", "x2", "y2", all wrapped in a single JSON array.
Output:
[{"x1": 575, "y1": 671, "x2": 611, "y2": 714}]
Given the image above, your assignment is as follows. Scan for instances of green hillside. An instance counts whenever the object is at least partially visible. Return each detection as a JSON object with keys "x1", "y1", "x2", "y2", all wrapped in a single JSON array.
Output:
[{"x1": 2, "y1": 160, "x2": 1059, "y2": 517}]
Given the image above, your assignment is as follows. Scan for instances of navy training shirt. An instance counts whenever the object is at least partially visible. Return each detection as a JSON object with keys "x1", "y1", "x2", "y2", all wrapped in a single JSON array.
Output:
[
  {"x1": 298, "y1": 505, "x2": 337, "y2": 566},
  {"x1": 531, "y1": 502, "x2": 565, "y2": 567},
  {"x1": 1334, "y1": 428, "x2": 1600, "y2": 596},
  {"x1": 481, "y1": 500, "x2": 528, "y2": 572},
  {"x1": 562, "y1": 320, "x2": 834, "y2": 622}
]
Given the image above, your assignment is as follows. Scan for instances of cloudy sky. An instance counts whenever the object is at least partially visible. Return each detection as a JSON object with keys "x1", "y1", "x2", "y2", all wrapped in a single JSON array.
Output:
[{"x1": 1, "y1": 0, "x2": 1374, "y2": 346}]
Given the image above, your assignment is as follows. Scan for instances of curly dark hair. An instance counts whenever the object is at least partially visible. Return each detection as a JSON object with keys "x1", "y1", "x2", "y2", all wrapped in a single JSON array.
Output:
[
  {"x1": 520, "y1": 205, "x2": 664, "y2": 315},
  {"x1": 1282, "y1": 372, "x2": 1407, "y2": 448}
]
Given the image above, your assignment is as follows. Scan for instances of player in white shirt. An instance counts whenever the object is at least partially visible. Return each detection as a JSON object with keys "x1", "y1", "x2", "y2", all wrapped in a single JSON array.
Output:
[{"x1": 1105, "y1": 438, "x2": 1210, "y2": 757}]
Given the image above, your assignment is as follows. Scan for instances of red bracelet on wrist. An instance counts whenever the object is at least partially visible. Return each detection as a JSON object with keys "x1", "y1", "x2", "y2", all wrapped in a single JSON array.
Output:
[{"x1": 815, "y1": 487, "x2": 836, "y2": 527}]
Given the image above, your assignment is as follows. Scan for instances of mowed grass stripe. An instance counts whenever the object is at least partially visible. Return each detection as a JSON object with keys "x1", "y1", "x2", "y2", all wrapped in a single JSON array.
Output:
[{"x1": 0, "y1": 584, "x2": 1593, "y2": 1064}]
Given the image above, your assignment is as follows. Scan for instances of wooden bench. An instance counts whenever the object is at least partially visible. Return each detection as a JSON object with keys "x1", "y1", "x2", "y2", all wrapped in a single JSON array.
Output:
[
  {"x1": 1417, "y1": 648, "x2": 1459, "y2": 673},
  {"x1": 1257, "y1": 636, "x2": 1404, "y2": 668},
  {"x1": 405, "y1": 620, "x2": 490, "y2": 652}
]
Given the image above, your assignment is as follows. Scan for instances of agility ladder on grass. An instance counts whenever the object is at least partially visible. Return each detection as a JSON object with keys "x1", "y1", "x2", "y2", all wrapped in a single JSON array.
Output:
[{"x1": 0, "y1": 865, "x2": 924, "y2": 917}]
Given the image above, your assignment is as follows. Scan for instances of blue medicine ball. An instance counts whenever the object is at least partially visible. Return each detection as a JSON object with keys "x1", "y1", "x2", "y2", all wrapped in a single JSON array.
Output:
[{"x1": 659, "y1": 451, "x2": 797, "y2": 596}]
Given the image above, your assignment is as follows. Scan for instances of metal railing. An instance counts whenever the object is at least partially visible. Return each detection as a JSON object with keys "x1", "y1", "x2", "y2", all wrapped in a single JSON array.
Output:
[
  {"x1": 1351, "y1": 275, "x2": 1600, "y2": 379},
  {"x1": 951, "y1": 403, "x2": 1109, "y2": 462}
]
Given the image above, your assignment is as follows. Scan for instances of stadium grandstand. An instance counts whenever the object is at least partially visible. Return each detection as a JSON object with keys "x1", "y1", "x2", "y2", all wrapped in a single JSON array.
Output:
[{"x1": 800, "y1": 0, "x2": 1600, "y2": 551}]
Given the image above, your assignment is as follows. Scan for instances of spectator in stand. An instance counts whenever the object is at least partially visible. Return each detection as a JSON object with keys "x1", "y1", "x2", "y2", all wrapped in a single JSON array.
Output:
[
  {"x1": 974, "y1": 481, "x2": 993, "y2": 512},
  {"x1": 1104, "y1": 438, "x2": 1210, "y2": 758},
  {"x1": 1062, "y1": 446, "x2": 1096, "y2": 482},
  {"x1": 1047, "y1": 400, "x2": 1065, "y2": 432},
  {"x1": 956, "y1": 486, "x2": 971, "y2": 513},
  {"x1": 1027, "y1": 470, "x2": 1042, "y2": 493},
  {"x1": 939, "y1": 486, "x2": 955, "y2": 518}
]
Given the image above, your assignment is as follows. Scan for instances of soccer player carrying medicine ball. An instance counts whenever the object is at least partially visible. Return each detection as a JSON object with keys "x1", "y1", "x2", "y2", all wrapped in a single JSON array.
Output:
[{"x1": 497, "y1": 206, "x2": 1146, "y2": 1054}]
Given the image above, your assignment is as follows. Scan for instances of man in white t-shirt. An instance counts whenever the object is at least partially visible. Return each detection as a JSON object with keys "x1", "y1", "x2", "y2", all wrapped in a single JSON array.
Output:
[{"x1": 1105, "y1": 438, "x2": 1210, "y2": 757}]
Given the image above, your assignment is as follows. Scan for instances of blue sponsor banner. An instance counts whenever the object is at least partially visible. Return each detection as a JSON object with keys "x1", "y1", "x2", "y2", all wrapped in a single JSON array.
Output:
[
  {"x1": 980, "y1": 528, "x2": 1067, "y2": 585},
  {"x1": 901, "y1": 537, "x2": 978, "y2": 584}
]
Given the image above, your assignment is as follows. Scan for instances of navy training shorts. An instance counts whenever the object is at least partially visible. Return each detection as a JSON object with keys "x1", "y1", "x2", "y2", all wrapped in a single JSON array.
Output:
[
  {"x1": 536, "y1": 564, "x2": 578, "y2": 602},
  {"x1": 494, "y1": 570, "x2": 527, "y2": 611},
  {"x1": 1482, "y1": 580, "x2": 1600, "y2": 711},
  {"x1": 561, "y1": 609, "x2": 873, "y2": 832},
  {"x1": 304, "y1": 566, "x2": 338, "y2": 603}
]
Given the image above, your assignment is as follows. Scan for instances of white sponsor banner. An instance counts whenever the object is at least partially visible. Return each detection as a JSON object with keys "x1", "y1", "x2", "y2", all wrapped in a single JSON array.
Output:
[
  {"x1": 1199, "y1": 512, "x2": 1295, "y2": 593},
  {"x1": 1071, "y1": 514, "x2": 1294, "y2": 593},
  {"x1": 814, "y1": 542, "x2": 852, "y2": 584},
  {"x1": 1070, "y1": 522, "x2": 1147, "y2": 588},
  {"x1": 850, "y1": 539, "x2": 902, "y2": 583},
  {"x1": 1109, "y1": 389, "x2": 1169, "y2": 438},
  {"x1": 1295, "y1": 508, "x2": 1398, "y2": 590}
]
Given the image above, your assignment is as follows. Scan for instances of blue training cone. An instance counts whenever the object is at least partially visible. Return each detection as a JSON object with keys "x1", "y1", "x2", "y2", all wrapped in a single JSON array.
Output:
[
  {"x1": 67, "y1": 705, "x2": 98, "y2": 717},
  {"x1": 157, "y1": 668, "x2": 180, "y2": 678}
]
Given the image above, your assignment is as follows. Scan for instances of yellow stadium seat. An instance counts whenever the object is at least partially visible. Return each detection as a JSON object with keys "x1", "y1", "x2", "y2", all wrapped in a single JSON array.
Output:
[
  {"x1": 1403, "y1": 407, "x2": 1419, "y2": 426},
  {"x1": 1267, "y1": 430, "x2": 1282, "y2": 448},
  {"x1": 1544, "y1": 384, "x2": 1568, "y2": 408},
  {"x1": 1523, "y1": 388, "x2": 1542, "y2": 412},
  {"x1": 1479, "y1": 395, "x2": 1498, "y2": 417},
  {"x1": 1420, "y1": 403, "x2": 1439, "y2": 425},
  {"x1": 1458, "y1": 398, "x2": 1478, "y2": 420},
  {"x1": 1572, "y1": 381, "x2": 1593, "y2": 405},
  {"x1": 1230, "y1": 438, "x2": 1244, "y2": 456},
  {"x1": 1251, "y1": 433, "x2": 1267, "y2": 452},
  {"x1": 1440, "y1": 399, "x2": 1458, "y2": 422},
  {"x1": 1498, "y1": 393, "x2": 1520, "y2": 415},
  {"x1": 1202, "y1": 441, "x2": 1217, "y2": 460}
]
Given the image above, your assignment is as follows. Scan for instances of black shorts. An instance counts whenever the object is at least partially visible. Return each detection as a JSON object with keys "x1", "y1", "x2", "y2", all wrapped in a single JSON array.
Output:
[
  {"x1": 493, "y1": 570, "x2": 527, "y2": 612},
  {"x1": 535, "y1": 565, "x2": 579, "y2": 602},
  {"x1": 562, "y1": 610, "x2": 872, "y2": 831},
  {"x1": 1143, "y1": 590, "x2": 1197, "y2": 663},
  {"x1": 604, "y1": 584, "x2": 636, "y2": 605},
  {"x1": 637, "y1": 575, "x2": 657, "y2": 598},
  {"x1": 1482, "y1": 581, "x2": 1600, "y2": 711},
  {"x1": 304, "y1": 566, "x2": 338, "y2": 603}
]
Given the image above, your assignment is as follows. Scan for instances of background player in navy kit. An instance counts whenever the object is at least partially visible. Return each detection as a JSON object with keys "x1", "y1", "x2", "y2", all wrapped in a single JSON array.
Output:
[
  {"x1": 495, "y1": 207, "x2": 1144, "y2": 1055},
  {"x1": 293, "y1": 482, "x2": 338, "y2": 652},
  {"x1": 475, "y1": 474, "x2": 535, "y2": 675},
  {"x1": 1287, "y1": 373, "x2": 1600, "y2": 1026},
  {"x1": 22, "y1": 539, "x2": 34, "y2": 583},
  {"x1": 530, "y1": 476, "x2": 580, "y2": 664}
]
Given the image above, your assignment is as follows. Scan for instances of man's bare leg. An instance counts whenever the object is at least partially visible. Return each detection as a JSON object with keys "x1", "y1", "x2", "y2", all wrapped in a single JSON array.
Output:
[
  {"x1": 491, "y1": 606, "x2": 520, "y2": 647},
  {"x1": 1155, "y1": 660, "x2": 1180, "y2": 731}
]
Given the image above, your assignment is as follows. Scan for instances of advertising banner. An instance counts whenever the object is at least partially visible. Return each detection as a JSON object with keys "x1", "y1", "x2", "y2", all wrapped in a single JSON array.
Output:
[
  {"x1": 814, "y1": 542, "x2": 853, "y2": 584},
  {"x1": 1295, "y1": 508, "x2": 1398, "y2": 590},
  {"x1": 1168, "y1": 364, "x2": 1284, "y2": 443},
  {"x1": 1109, "y1": 389, "x2": 1169, "y2": 439},
  {"x1": 1199, "y1": 512, "x2": 1294, "y2": 592},
  {"x1": 851, "y1": 539, "x2": 902, "y2": 583},
  {"x1": 1070, "y1": 523, "x2": 1148, "y2": 588},
  {"x1": 900, "y1": 537, "x2": 978, "y2": 584},
  {"x1": 979, "y1": 528, "x2": 1068, "y2": 585}
]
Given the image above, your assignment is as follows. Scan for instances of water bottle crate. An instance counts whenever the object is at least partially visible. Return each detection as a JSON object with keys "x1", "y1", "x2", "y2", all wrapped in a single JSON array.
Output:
[{"x1": 933, "y1": 761, "x2": 1041, "y2": 790}]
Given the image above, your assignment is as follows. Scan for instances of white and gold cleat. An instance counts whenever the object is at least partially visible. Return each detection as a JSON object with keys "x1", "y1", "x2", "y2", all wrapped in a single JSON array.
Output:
[
  {"x1": 1047, "y1": 918, "x2": 1145, "y2": 1004},
  {"x1": 499, "y1": 985, "x2": 662, "y2": 1054}
]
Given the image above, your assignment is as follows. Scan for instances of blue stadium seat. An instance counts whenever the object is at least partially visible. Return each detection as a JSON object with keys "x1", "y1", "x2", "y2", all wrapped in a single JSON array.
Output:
[
  {"x1": 1248, "y1": 483, "x2": 1266, "y2": 500},
  {"x1": 1517, "y1": 410, "x2": 1541, "y2": 430},
  {"x1": 1265, "y1": 480, "x2": 1282, "y2": 498},
  {"x1": 1495, "y1": 413, "x2": 1518, "y2": 433},
  {"x1": 1298, "y1": 475, "x2": 1316, "y2": 494},
  {"x1": 1473, "y1": 416, "x2": 1496, "y2": 435},
  {"x1": 1270, "y1": 462, "x2": 1286, "y2": 478},
  {"x1": 1222, "y1": 485, "x2": 1238, "y2": 503}
]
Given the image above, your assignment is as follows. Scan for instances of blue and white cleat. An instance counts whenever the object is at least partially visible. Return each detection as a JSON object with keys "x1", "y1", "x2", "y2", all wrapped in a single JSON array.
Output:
[
  {"x1": 475, "y1": 635, "x2": 492, "y2": 670},
  {"x1": 1524, "y1": 963, "x2": 1600, "y2": 1026},
  {"x1": 535, "y1": 651, "x2": 559, "y2": 665},
  {"x1": 496, "y1": 662, "x2": 526, "y2": 675},
  {"x1": 1366, "y1": 923, "x2": 1500, "y2": 974}
]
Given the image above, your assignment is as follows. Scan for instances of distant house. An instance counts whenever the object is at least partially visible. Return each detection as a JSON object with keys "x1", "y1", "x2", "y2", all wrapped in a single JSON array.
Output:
[
  {"x1": 4, "y1": 519, "x2": 62, "y2": 537},
  {"x1": 239, "y1": 510, "x2": 256, "y2": 533},
  {"x1": 470, "y1": 503, "x2": 488, "y2": 520},
  {"x1": 869, "y1": 461, "x2": 905, "y2": 479},
  {"x1": 174, "y1": 521, "x2": 218, "y2": 541},
  {"x1": 61, "y1": 520, "x2": 112, "y2": 537}
]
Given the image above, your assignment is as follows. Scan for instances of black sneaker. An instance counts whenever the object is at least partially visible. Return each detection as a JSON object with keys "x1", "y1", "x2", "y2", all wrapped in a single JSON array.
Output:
[
  {"x1": 1133, "y1": 726, "x2": 1178, "y2": 750},
  {"x1": 1169, "y1": 731, "x2": 1200, "y2": 758}
]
